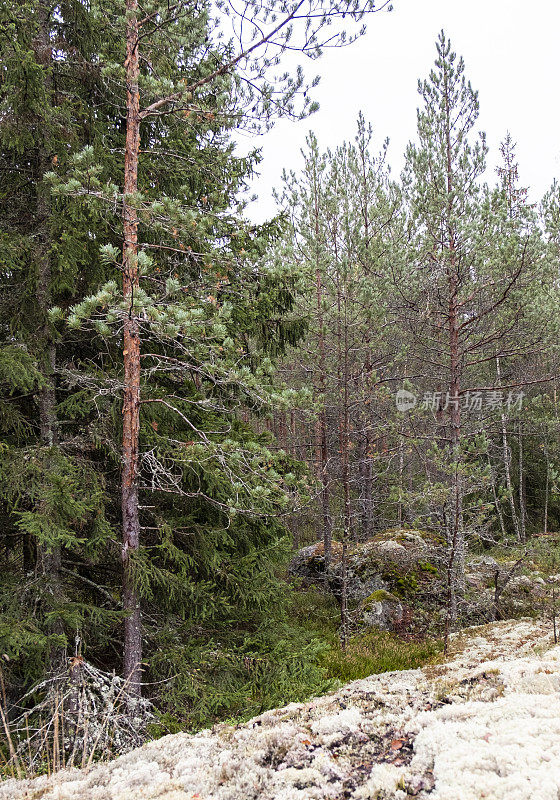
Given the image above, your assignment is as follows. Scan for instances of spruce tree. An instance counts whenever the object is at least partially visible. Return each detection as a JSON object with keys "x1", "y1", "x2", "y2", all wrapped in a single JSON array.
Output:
[
  {"x1": 1, "y1": 0, "x2": 335, "y2": 741},
  {"x1": 40, "y1": 0, "x2": 390, "y2": 707},
  {"x1": 0, "y1": 0, "x2": 118, "y2": 691}
]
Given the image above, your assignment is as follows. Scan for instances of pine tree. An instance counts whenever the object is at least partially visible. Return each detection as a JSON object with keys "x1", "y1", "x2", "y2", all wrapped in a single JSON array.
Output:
[
  {"x1": 42, "y1": 0, "x2": 392, "y2": 705},
  {"x1": 1, "y1": 0, "x2": 340, "y2": 741},
  {"x1": 277, "y1": 119, "x2": 400, "y2": 645},
  {"x1": 401, "y1": 32, "x2": 548, "y2": 629}
]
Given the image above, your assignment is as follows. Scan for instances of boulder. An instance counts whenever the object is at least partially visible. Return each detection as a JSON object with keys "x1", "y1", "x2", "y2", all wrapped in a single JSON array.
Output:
[
  {"x1": 327, "y1": 560, "x2": 388, "y2": 602},
  {"x1": 376, "y1": 540, "x2": 408, "y2": 557},
  {"x1": 465, "y1": 556, "x2": 500, "y2": 589},
  {"x1": 287, "y1": 542, "x2": 329, "y2": 584},
  {"x1": 358, "y1": 589, "x2": 404, "y2": 632},
  {"x1": 3, "y1": 619, "x2": 558, "y2": 800},
  {"x1": 288, "y1": 539, "x2": 392, "y2": 602},
  {"x1": 499, "y1": 572, "x2": 548, "y2": 617},
  {"x1": 288, "y1": 531, "x2": 444, "y2": 633}
]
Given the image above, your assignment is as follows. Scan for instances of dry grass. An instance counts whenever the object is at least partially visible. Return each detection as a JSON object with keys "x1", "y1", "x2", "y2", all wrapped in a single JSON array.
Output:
[{"x1": 0, "y1": 660, "x2": 152, "y2": 779}]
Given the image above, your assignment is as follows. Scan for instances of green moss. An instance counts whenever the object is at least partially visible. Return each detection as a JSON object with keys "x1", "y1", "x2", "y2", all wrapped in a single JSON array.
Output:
[
  {"x1": 365, "y1": 589, "x2": 399, "y2": 604},
  {"x1": 381, "y1": 565, "x2": 419, "y2": 598},
  {"x1": 352, "y1": 554, "x2": 383, "y2": 578}
]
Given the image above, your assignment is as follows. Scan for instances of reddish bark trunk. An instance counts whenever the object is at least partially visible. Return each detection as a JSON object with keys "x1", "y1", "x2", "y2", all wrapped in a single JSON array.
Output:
[{"x1": 122, "y1": 0, "x2": 142, "y2": 699}]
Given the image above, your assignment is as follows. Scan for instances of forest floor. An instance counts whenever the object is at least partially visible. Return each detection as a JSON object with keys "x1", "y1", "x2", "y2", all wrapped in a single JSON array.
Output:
[{"x1": 1, "y1": 617, "x2": 559, "y2": 800}]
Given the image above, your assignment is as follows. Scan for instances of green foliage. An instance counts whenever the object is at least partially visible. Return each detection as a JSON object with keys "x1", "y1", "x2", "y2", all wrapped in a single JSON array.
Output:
[
  {"x1": 321, "y1": 631, "x2": 442, "y2": 684},
  {"x1": 0, "y1": 446, "x2": 115, "y2": 688},
  {"x1": 284, "y1": 588, "x2": 440, "y2": 697},
  {"x1": 148, "y1": 597, "x2": 333, "y2": 731},
  {"x1": 365, "y1": 589, "x2": 399, "y2": 603},
  {"x1": 379, "y1": 565, "x2": 417, "y2": 598},
  {"x1": 0, "y1": 0, "x2": 317, "y2": 733},
  {"x1": 2, "y1": 6, "x2": 560, "y2": 768},
  {"x1": 419, "y1": 561, "x2": 438, "y2": 575}
]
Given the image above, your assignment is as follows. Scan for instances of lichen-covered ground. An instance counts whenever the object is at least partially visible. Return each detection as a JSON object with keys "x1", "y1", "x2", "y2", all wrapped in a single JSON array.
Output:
[{"x1": 3, "y1": 618, "x2": 559, "y2": 800}]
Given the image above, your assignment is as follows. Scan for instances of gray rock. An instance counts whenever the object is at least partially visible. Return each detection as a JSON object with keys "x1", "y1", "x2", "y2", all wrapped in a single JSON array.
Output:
[
  {"x1": 467, "y1": 556, "x2": 500, "y2": 579},
  {"x1": 327, "y1": 560, "x2": 388, "y2": 602},
  {"x1": 359, "y1": 590, "x2": 404, "y2": 631},
  {"x1": 4, "y1": 619, "x2": 554, "y2": 800},
  {"x1": 288, "y1": 543, "x2": 328, "y2": 584},
  {"x1": 287, "y1": 541, "x2": 389, "y2": 601},
  {"x1": 376, "y1": 540, "x2": 408, "y2": 557},
  {"x1": 288, "y1": 532, "x2": 442, "y2": 609}
]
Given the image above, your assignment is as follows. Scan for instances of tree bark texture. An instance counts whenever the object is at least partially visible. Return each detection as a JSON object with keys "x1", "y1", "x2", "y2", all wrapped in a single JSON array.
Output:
[{"x1": 121, "y1": 0, "x2": 143, "y2": 699}]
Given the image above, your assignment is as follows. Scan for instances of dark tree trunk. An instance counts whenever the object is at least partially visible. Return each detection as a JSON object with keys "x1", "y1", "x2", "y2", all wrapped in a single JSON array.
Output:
[
  {"x1": 518, "y1": 422, "x2": 526, "y2": 543},
  {"x1": 496, "y1": 356, "x2": 520, "y2": 541},
  {"x1": 362, "y1": 442, "x2": 374, "y2": 539},
  {"x1": 544, "y1": 444, "x2": 550, "y2": 535},
  {"x1": 34, "y1": 0, "x2": 65, "y2": 677},
  {"x1": 443, "y1": 59, "x2": 463, "y2": 628},
  {"x1": 340, "y1": 541, "x2": 348, "y2": 651},
  {"x1": 316, "y1": 268, "x2": 332, "y2": 568}
]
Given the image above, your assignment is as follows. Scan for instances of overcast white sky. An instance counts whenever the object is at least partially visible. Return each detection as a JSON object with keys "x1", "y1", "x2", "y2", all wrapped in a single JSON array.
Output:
[{"x1": 239, "y1": 0, "x2": 560, "y2": 222}]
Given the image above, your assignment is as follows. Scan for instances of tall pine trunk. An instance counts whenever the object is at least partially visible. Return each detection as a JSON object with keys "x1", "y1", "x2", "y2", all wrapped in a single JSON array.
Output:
[
  {"x1": 338, "y1": 247, "x2": 352, "y2": 645},
  {"x1": 544, "y1": 443, "x2": 550, "y2": 535},
  {"x1": 315, "y1": 269, "x2": 332, "y2": 569},
  {"x1": 121, "y1": 0, "x2": 142, "y2": 698},
  {"x1": 397, "y1": 421, "x2": 405, "y2": 527},
  {"x1": 447, "y1": 267, "x2": 463, "y2": 622},
  {"x1": 443, "y1": 59, "x2": 463, "y2": 628},
  {"x1": 496, "y1": 356, "x2": 521, "y2": 541},
  {"x1": 517, "y1": 421, "x2": 527, "y2": 543},
  {"x1": 311, "y1": 155, "x2": 333, "y2": 571},
  {"x1": 488, "y1": 453, "x2": 507, "y2": 539}
]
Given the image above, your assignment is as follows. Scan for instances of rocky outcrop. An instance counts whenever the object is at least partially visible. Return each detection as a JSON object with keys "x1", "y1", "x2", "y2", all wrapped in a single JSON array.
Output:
[
  {"x1": 288, "y1": 540, "x2": 388, "y2": 601},
  {"x1": 464, "y1": 557, "x2": 552, "y2": 621},
  {"x1": 3, "y1": 618, "x2": 559, "y2": 800},
  {"x1": 288, "y1": 531, "x2": 444, "y2": 633}
]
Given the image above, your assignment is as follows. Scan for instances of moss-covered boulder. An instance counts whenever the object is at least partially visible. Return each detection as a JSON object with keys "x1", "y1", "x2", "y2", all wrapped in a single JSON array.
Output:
[
  {"x1": 465, "y1": 556, "x2": 500, "y2": 590},
  {"x1": 288, "y1": 531, "x2": 444, "y2": 634},
  {"x1": 287, "y1": 541, "x2": 389, "y2": 601},
  {"x1": 463, "y1": 556, "x2": 552, "y2": 622},
  {"x1": 287, "y1": 542, "x2": 331, "y2": 585},
  {"x1": 499, "y1": 574, "x2": 547, "y2": 617},
  {"x1": 357, "y1": 589, "x2": 404, "y2": 632}
]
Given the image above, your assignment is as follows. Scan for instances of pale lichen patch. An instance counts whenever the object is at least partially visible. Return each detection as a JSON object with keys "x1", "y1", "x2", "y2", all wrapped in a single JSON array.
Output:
[{"x1": 1, "y1": 618, "x2": 558, "y2": 800}]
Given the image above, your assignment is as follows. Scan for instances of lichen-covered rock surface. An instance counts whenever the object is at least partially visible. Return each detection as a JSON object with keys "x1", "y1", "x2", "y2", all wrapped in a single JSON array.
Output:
[{"x1": 3, "y1": 618, "x2": 560, "y2": 800}]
